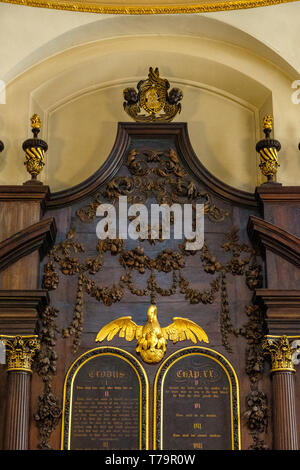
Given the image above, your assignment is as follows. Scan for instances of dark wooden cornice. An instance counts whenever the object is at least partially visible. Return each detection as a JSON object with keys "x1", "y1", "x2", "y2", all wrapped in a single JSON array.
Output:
[
  {"x1": 0, "y1": 217, "x2": 57, "y2": 272},
  {"x1": 46, "y1": 122, "x2": 258, "y2": 210},
  {"x1": 0, "y1": 184, "x2": 50, "y2": 201},
  {"x1": 247, "y1": 215, "x2": 300, "y2": 267},
  {"x1": 0, "y1": 290, "x2": 49, "y2": 335},
  {"x1": 255, "y1": 185, "x2": 300, "y2": 204},
  {"x1": 254, "y1": 289, "x2": 300, "y2": 335},
  {"x1": 0, "y1": 184, "x2": 50, "y2": 213}
]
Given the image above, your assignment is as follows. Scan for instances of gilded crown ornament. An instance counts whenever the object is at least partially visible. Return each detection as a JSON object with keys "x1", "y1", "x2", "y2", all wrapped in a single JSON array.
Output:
[
  {"x1": 256, "y1": 114, "x2": 281, "y2": 183},
  {"x1": 123, "y1": 67, "x2": 183, "y2": 123},
  {"x1": 22, "y1": 114, "x2": 48, "y2": 184},
  {"x1": 95, "y1": 304, "x2": 208, "y2": 364},
  {"x1": 1, "y1": 335, "x2": 40, "y2": 372}
]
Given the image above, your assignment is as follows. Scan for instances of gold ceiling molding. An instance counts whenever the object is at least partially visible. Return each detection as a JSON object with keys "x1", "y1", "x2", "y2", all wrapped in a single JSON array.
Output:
[{"x1": 0, "y1": 0, "x2": 299, "y2": 14}]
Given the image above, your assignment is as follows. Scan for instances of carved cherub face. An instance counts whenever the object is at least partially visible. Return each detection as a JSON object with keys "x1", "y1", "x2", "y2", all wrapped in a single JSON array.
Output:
[
  {"x1": 123, "y1": 88, "x2": 138, "y2": 105},
  {"x1": 168, "y1": 88, "x2": 183, "y2": 105}
]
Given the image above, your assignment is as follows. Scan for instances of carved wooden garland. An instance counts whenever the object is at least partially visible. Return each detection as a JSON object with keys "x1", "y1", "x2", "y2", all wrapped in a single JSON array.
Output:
[
  {"x1": 33, "y1": 304, "x2": 61, "y2": 449},
  {"x1": 39, "y1": 146, "x2": 267, "y2": 449},
  {"x1": 42, "y1": 148, "x2": 260, "y2": 350},
  {"x1": 241, "y1": 304, "x2": 269, "y2": 450}
]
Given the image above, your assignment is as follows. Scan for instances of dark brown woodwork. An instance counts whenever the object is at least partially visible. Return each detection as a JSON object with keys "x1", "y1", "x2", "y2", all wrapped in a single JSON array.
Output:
[
  {"x1": 255, "y1": 186, "x2": 300, "y2": 239},
  {"x1": 0, "y1": 184, "x2": 50, "y2": 213},
  {"x1": 253, "y1": 183, "x2": 300, "y2": 450},
  {"x1": 1, "y1": 122, "x2": 300, "y2": 451},
  {"x1": 248, "y1": 216, "x2": 300, "y2": 268},
  {"x1": 0, "y1": 184, "x2": 53, "y2": 291},
  {"x1": 256, "y1": 185, "x2": 300, "y2": 205},
  {"x1": 0, "y1": 290, "x2": 49, "y2": 334},
  {"x1": 0, "y1": 218, "x2": 57, "y2": 274},
  {"x1": 271, "y1": 371, "x2": 298, "y2": 450},
  {"x1": 254, "y1": 289, "x2": 300, "y2": 335},
  {"x1": 30, "y1": 125, "x2": 266, "y2": 451},
  {"x1": 46, "y1": 123, "x2": 258, "y2": 210},
  {"x1": 4, "y1": 370, "x2": 31, "y2": 450}
]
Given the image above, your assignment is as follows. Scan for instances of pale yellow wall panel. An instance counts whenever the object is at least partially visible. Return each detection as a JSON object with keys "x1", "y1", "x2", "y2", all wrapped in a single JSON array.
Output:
[
  {"x1": 0, "y1": 6, "x2": 299, "y2": 193},
  {"x1": 46, "y1": 83, "x2": 257, "y2": 191}
]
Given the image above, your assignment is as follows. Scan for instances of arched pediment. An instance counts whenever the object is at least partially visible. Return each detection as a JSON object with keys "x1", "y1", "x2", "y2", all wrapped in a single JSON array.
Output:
[{"x1": 46, "y1": 122, "x2": 257, "y2": 209}]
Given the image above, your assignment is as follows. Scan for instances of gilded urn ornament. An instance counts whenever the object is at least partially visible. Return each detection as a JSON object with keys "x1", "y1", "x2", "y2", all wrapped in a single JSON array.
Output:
[
  {"x1": 256, "y1": 114, "x2": 281, "y2": 183},
  {"x1": 95, "y1": 304, "x2": 209, "y2": 364},
  {"x1": 22, "y1": 114, "x2": 48, "y2": 184},
  {"x1": 123, "y1": 67, "x2": 183, "y2": 123}
]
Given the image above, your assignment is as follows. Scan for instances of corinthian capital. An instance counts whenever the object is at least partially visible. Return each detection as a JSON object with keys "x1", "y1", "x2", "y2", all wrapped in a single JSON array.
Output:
[
  {"x1": 262, "y1": 336, "x2": 299, "y2": 373},
  {"x1": 0, "y1": 335, "x2": 40, "y2": 372}
]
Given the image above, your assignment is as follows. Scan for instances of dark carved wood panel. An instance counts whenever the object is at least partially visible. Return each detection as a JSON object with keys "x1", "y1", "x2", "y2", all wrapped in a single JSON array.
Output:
[
  {"x1": 27, "y1": 124, "x2": 270, "y2": 451},
  {"x1": 5, "y1": 123, "x2": 300, "y2": 450}
]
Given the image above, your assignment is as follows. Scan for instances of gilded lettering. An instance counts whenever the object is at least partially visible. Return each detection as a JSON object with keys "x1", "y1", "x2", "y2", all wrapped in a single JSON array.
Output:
[
  {"x1": 193, "y1": 423, "x2": 202, "y2": 429},
  {"x1": 193, "y1": 443, "x2": 203, "y2": 449}
]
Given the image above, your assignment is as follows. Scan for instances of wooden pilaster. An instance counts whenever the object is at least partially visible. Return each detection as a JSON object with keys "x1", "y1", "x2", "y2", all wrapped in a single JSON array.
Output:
[
  {"x1": 251, "y1": 184, "x2": 300, "y2": 450},
  {"x1": 0, "y1": 185, "x2": 54, "y2": 450}
]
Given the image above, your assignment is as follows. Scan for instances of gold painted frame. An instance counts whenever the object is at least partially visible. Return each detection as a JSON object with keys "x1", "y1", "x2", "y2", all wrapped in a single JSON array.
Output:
[
  {"x1": 61, "y1": 346, "x2": 149, "y2": 450},
  {"x1": 153, "y1": 346, "x2": 241, "y2": 450},
  {"x1": 0, "y1": 0, "x2": 298, "y2": 14}
]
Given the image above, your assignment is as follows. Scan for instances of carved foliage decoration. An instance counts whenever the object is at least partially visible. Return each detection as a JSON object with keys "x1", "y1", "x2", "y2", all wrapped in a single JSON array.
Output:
[
  {"x1": 77, "y1": 148, "x2": 228, "y2": 222},
  {"x1": 42, "y1": 147, "x2": 262, "y2": 355},
  {"x1": 240, "y1": 304, "x2": 269, "y2": 450},
  {"x1": 40, "y1": 145, "x2": 267, "y2": 449},
  {"x1": 34, "y1": 305, "x2": 62, "y2": 449}
]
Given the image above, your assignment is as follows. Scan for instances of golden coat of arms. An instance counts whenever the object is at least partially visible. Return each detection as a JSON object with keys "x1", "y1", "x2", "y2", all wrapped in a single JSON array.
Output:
[{"x1": 123, "y1": 67, "x2": 183, "y2": 123}]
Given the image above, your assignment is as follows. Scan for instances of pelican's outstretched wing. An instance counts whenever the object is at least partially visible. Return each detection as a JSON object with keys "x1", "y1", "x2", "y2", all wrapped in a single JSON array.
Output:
[
  {"x1": 95, "y1": 316, "x2": 143, "y2": 343},
  {"x1": 162, "y1": 317, "x2": 209, "y2": 344}
]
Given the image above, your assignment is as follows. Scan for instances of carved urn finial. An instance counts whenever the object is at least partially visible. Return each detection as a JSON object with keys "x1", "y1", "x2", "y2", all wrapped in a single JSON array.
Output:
[
  {"x1": 256, "y1": 114, "x2": 281, "y2": 183},
  {"x1": 262, "y1": 114, "x2": 273, "y2": 136},
  {"x1": 30, "y1": 113, "x2": 42, "y2": 135},
  {"x1": 22, "y1": 114, "x2": 48, "y2": 185}
]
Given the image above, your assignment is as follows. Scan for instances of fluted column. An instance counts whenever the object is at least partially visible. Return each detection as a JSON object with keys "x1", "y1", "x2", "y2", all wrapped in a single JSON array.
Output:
[
  {"x1": 263, "y1": 335, "x2": 299, "y2": 450},
  {"x1": 1, "y1": 335, "x2": 40, "y2": 449}
]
